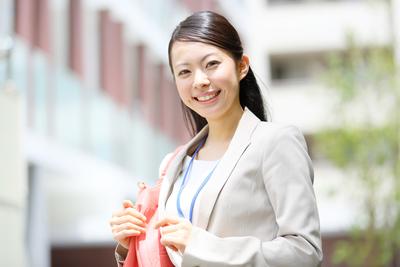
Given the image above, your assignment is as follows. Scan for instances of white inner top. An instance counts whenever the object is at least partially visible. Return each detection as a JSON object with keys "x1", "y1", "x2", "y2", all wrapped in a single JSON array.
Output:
[
  {"x1": 164, "y1": 155, "x2": 218, "y2": 267},
  {"x1": 165, "y1": 155, "x2": 218, "y2": 221}
]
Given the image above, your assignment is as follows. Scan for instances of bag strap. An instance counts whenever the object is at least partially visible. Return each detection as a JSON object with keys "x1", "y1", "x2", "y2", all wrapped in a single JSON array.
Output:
[{"x1": 160, "y1": 146, "x2": 183, "y2": 178}]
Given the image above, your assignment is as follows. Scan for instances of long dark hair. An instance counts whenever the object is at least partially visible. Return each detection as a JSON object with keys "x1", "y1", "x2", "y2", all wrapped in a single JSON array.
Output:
[{"x1": 168, "y1": 11, "x2": 267, "y2": 136}]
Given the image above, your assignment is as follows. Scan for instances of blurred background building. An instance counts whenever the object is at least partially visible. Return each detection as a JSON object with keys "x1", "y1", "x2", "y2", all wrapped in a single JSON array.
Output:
[{"x1": 0, "y1": 0, "x2": 398, "y2": 266}]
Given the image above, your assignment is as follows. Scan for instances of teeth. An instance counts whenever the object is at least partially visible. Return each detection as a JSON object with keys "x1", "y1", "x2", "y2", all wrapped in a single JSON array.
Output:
[{"x1": 197, "y1": 92, "x2": 218, "y2": 101}]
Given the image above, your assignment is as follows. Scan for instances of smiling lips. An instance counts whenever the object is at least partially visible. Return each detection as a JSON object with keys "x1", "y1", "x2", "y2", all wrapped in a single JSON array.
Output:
[{"x1": 194, "y1": 90, "x2": 221, "y2": 103}]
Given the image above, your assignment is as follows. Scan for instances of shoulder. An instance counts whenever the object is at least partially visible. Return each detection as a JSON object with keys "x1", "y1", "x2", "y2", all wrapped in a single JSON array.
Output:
[
  {"x1": 158, "y1": 145, "x2": 185, "y2": 176},
  {"x1": 255, "y1": 121, "x2": 306, "y2": 143},
  {"x1": 249, "y1": 122, "x2": 309, "y2": 159},
  {"x1": 255, "y1": 122, "x2": 314, "y2": 183},
  {"x1": 158, "y1": 152, "x2": 174, "y2": 176}
]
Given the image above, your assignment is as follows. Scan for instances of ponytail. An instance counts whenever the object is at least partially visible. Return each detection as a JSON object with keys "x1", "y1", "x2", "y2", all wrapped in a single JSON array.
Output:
[{"x1": 239, "y1": 67, "x2": 267, "y2": 122}]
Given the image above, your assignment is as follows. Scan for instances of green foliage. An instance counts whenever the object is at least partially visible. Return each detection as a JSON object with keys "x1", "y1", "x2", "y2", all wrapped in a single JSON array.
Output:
[
  {"x1": 324, "y1": 35, "x2": 396, "y2": 104},
  {"x1": 316, "y1": 33, "x2": 400, "y2": 267},
  {"x1": 317, "y1": 126, "x2": 398, "y2": 169}
]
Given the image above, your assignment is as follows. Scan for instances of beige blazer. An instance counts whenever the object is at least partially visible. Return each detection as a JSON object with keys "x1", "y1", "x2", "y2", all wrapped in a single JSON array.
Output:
[{"x1": 158, "y1": 108, "x2": 323, "y2": 267}]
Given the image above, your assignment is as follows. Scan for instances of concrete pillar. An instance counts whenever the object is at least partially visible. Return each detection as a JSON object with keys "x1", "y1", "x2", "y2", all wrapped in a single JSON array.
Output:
[
  {"x1": 1, "y1": 0, "x2": 27, "y2": 264},
  {"x1": 26, "y1": 165, "x2": 50, "y2": 267},
  {"x1": 0, "y1": 84, "x2": 27, "y2": 267},
  {"x1": 0, "y1": 0, "x2": 13, "y2": 37}
]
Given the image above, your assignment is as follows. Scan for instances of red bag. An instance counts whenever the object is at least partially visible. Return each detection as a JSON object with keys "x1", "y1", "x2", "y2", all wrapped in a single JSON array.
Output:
[{"x1": 123, "y1": 149, "x2": 181, "y2": 267}]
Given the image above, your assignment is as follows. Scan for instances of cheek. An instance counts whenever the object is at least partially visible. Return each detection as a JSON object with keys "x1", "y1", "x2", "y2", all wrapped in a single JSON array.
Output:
[
  {"x1": 211, "y1": 66, "x2": 239, "y2": 87},
  {"x1": 175, "y1": 81, "x2": 192, "y2": 101},
  {"x1": 211, "y1": 77, "x2": 239, "y2": 96}
]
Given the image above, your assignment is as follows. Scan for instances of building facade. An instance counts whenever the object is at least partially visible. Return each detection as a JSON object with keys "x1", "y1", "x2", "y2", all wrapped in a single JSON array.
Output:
[{"x1": 0, "y1": 0, "x2": 399, "y2": 266}]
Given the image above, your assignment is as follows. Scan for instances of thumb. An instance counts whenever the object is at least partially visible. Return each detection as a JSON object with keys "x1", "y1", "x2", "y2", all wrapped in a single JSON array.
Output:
[{"x1": 122, "y1": 199, "x2": 134, "y2": 209}]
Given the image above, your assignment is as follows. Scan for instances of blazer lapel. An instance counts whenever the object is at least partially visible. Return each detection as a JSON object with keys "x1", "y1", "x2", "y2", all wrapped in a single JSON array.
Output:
[
  {"x1": 158, "y1": 126, "x2": 209, "y2": 218},
  {"x1": 194, "y1": 108, "x2": 260, "y2": 229}
]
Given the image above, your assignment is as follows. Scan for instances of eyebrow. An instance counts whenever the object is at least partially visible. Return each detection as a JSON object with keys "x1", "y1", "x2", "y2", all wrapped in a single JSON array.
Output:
[{"x1": 174, "y1": 52, "x2": 218, "y2": 69}]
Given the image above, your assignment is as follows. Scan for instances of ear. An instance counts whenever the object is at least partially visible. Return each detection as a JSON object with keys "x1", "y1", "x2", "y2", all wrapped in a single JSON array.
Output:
[{"x1": 238, "y1": 55, "x2": 250, "y2": 81}]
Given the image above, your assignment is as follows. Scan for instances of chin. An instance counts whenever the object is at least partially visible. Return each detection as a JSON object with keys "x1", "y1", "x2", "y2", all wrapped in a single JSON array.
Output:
[{"x1": 197, "y1": 110, "x2": 226, "y2": 122}]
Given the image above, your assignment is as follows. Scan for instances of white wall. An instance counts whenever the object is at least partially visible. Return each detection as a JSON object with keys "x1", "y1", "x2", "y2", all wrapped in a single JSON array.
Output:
[
  {"x1": 0, "y1": 86, "x2": 27, "y2": 267},
  {"x1": 260, "y1": 0, "x2": 390, "y2": 55}
]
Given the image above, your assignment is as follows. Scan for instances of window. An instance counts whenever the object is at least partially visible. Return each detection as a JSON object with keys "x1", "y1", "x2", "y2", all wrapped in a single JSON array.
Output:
[{"x1": 269, "y1": 53, "x2": 326, "y2": 84}]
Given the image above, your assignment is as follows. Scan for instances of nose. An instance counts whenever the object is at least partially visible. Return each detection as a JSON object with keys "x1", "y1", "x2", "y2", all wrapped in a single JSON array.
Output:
[{"x1": 193, "y1": 69, "x2": 210, "y2": 89}]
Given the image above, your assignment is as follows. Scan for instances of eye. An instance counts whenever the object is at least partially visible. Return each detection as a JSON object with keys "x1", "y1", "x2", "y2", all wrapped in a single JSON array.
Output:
[
  {"x1": 177, "y1": 69, "x2": 191, "y2": 76},
  {"x1": 206, "y1": 60, "x2": 220, "y2": 68}
]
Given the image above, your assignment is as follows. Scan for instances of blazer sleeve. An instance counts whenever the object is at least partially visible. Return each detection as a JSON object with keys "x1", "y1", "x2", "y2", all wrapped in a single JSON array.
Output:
[
  {"x1": 114, "y1": 243, "x2": 128, "y2": 267},
  {"x1": 181, "y1": 126, "x2": 323, "y2": 267}
]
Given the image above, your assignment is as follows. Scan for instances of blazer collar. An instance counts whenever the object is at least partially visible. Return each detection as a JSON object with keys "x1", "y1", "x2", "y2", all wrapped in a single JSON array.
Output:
[
  {"x1": 158, "y1": 124, "x2": 209, "y2": 217},
  {"x1": 158, "y1": 107, "x2": 260, "y2": 229}
]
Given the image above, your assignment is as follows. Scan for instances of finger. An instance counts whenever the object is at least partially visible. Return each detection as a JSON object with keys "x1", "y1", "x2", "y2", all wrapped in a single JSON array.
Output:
[
  {"x1": 123, "y1": 200, "x2": 134, "y2": 209},
  {"x1": 160, "y1": 224, "x2": 180, "y2": 235},
  {"x1": 110, "y1": 215, "x2": 146, "y2": 227},
  {"x1": 159, "y1": 234, "x2": 180, "y2": 252},
  {"x1": 112, "y1": 222, "x2": 146, "y2": 234},
  {"x1": 154, "y1": 216, "x2": 181, "y2": 229},
  {"x1": 168, "y1": 245, "x2": 178, "y2": 252},
  {"x1": 111, "y1": 221, "x2": 146, "y2": 233},
  {"x1": 111, "y1": 209, "x2": 126, "y2": 218},
  {"x1": 109, "y1": 214, "x2": 145, "y2": 228},
  {"x1": 124, "y1": 208, "x2": 147, "y2": 222},
  {"x1": 163, "y1": 243, "x2": 178, "y2": 252},
  {"x1": 114, "y1": 229, "x2": 141, "y2": 240},
  {"x1": 160, "y1": 234, "x2": 184, "y2": 251}
]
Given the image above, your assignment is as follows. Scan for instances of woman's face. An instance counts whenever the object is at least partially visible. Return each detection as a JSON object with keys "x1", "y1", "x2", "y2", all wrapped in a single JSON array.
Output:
[{"x1": 170, "y1": 41, "x2": 248, "y2": 122}]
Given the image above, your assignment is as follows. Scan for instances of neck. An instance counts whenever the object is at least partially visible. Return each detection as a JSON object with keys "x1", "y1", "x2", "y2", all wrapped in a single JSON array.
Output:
[{"x1": 206, "y1": 105, "x2": 244, "y2": 145}]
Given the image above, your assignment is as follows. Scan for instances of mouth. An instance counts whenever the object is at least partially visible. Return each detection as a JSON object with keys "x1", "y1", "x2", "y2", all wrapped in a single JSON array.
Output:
[{"x1": 194, "y1": 90, "x2": 221, "y2": 103}]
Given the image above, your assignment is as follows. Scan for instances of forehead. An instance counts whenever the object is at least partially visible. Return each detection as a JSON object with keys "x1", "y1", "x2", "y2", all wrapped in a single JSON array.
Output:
[{"x1": 170, "y1": 41, "x2": 231, "y2": 65}]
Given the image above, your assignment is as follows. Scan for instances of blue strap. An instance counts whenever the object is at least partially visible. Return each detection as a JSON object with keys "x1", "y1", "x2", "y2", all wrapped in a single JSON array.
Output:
[
  {"x1": 188, "y1": 163, "x2": 219, "y2": 222},
  {"x1": 176, "y1": 137, "x2": 219, "y2": 223}
]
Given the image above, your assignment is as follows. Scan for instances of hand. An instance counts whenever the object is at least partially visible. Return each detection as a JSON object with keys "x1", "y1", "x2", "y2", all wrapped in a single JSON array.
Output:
[
  {"x1": 109, "y1": 200, "x2": 147, "y2": 249},
  {"x1": 155, "y1": 216, "x2": 193, "y2": 253}
]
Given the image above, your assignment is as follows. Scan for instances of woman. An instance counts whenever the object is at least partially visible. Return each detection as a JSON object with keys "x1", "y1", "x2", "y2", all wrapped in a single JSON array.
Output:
[{"x1": 110, "y1": 11, "x2": 323, "y2": 267}]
